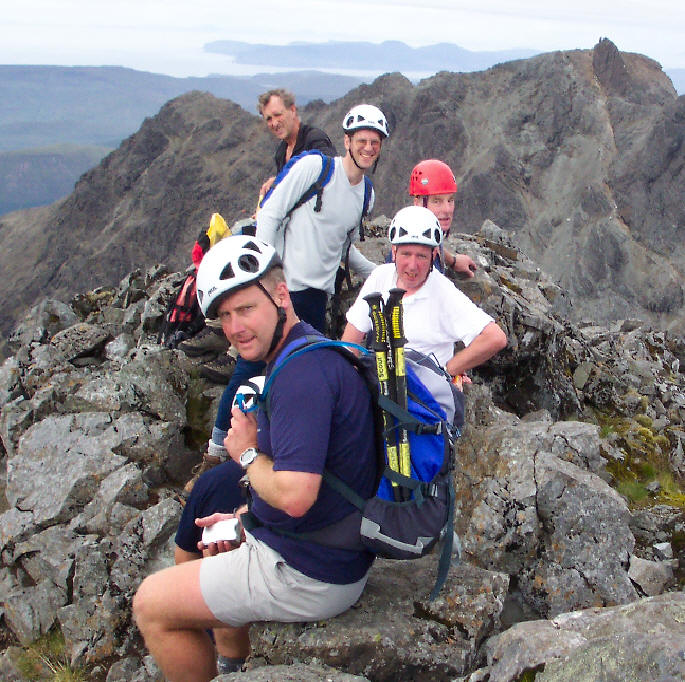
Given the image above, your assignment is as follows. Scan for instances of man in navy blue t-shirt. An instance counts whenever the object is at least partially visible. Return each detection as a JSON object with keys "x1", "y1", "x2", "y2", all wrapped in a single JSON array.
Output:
[{"x1": 134, "y1": 236, "x2": 377, "y2": 682}]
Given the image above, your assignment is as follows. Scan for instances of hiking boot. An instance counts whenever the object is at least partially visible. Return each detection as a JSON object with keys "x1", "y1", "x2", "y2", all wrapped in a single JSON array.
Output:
[
  {"x1": 200, "y1": 354, "x2": 236, "y2": 384},
  {"x1": 182, "y1": 441, "x2": 227, "y2": 500},
  {"x1": 178, "y1": 326, "x2": 229, "y2": 357}
]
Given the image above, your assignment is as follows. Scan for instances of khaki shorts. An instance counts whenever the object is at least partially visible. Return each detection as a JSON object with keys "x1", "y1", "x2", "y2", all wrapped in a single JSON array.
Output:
[{"x1": 199, "y1": 532, "x2": 368, "y2": 627}]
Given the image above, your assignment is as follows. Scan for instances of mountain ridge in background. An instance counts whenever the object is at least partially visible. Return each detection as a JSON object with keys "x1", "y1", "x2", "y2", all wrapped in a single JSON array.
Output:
[
  {"x1": 1, "y1": 38, "x2": 684, "y2": 354},
  {"x1": 2, "y1": 40, "x2": 683, "y2": 216},
  {"x1": 0, "y1": 66, "x2": 364, "y2": 215},
  {"x1": 0, "y1": 65, "x2": 364, "y2": 152}
]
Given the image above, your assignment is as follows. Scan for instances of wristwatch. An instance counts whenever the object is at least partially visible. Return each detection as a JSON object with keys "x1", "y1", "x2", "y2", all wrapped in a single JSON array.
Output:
[{"x1": 239, "y1": 447, "x2": 260, "y2": 469}]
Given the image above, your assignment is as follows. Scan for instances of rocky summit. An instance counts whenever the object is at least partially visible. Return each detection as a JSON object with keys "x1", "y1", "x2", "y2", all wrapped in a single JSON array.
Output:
[
  {"x1": 1, "y1": 38, "x2": 685, "y2": 357},
  {"x1": 0, "y1": 216, "x2": 683, "y2": 680}
]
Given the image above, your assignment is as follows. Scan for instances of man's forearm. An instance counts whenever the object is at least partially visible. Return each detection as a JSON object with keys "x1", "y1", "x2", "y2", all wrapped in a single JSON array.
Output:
[
  {"x1": 341, "y1": 323, "x2": 365, "y2": 351},
  {"x1": 445, "y1": 322, "x2": 507, "y2": 377},
  {"x1": 347, "y1": 244, "x2": 377, "y2": 278}
]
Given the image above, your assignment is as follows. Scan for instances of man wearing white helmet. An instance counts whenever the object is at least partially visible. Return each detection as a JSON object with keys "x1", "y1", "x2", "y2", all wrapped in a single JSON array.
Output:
[
  {"x1": 134, "y1": 236, "x2": 377, "y2": 682},
  {"x1": 256, "y1": 102, "x2": 388, "y2": 333},
  {"x1": 342, "y1": 206, "x2": 507, "y2": 381},
  {"x1": 181, "y1": 105, "x2": 387, "y2": 513}
]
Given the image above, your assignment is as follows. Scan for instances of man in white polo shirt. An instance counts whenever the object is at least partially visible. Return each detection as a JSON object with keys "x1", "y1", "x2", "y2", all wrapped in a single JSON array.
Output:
[{"x1": 341, "y1": 205, "x2": 506, "y2": 381}]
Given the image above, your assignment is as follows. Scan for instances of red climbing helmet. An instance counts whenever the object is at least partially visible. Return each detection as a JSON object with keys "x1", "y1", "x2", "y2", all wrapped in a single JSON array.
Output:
[{"x1": 408, "y1": 159, "x2": 457, "y2": 196}]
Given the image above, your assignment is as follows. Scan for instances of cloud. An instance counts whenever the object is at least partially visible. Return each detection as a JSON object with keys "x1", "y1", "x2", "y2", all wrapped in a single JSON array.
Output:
[{"x1": 2, "y1": 0, "x2": 684, "y2": 74}]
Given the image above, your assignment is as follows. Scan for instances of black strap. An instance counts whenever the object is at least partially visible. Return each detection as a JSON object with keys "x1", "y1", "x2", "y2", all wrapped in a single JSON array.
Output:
[
  {"x1": 359, "y1": 175, "x2": 372, "y2": 242},
  {"x1": 429, "y1": 476, "x2": 456, "y2": 601},
  {"x1": 240, "y1": 506, "x2": 365, "y2": 551},
  {"x1": 284, "y1": 155, "x2": 333, "y2": 218},
  {"x1": 377, "y1": 393, "x2": 442, "y2": 436}
]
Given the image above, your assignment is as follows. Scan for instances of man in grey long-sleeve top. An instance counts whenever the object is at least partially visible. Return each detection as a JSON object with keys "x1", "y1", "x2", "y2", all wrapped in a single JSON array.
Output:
[{"x1": 256, "y1": 103, "x2": 388, "y2": 333}]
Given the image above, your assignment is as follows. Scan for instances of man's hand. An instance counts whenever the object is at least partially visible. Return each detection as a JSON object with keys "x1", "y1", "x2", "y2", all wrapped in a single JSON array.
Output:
[
  {"x1": 451, "y1": 253, "x2": 477, "y2": 277},
  {"x1": 224, "y1": 407, "x2": 258, "y2": 465},
  {"x1": 259, "y1": 176, "x2": 275, "y2": 197},
  {"x1": 195, "y1": 509, "x2": 247, "y2": 555}
]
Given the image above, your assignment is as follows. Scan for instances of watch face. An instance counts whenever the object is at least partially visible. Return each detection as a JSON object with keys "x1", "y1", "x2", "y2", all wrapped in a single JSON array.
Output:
[{"x1": 240, "y1": 448, "x2": 258, "y2": 467}]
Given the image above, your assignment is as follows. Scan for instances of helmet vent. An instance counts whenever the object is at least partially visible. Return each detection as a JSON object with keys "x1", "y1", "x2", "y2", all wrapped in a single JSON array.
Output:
[
  {"x1": 219, "y1": 263, "x2": 235, "y2": 280},
  {"x1": 237, "y1": 253, "x2": 260, "y2": 273},
  {"x1": 244, "y1": 240, "x2": 262, "y2": 254}
]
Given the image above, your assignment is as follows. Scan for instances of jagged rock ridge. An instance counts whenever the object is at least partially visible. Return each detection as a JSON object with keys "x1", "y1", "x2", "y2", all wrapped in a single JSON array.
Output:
[
  {"x1": 0, "y1": 221, "x2": 683, "y2": 680},
  {"x1": 0, "y1": 37, "x2": 684, "y2": 348}
]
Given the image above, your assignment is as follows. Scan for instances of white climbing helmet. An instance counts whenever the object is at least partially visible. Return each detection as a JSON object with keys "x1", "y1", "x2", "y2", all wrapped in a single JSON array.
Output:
[
  {"x1": 342, "y1": 104, "x2": 389, "y2": 138},
  {"x1": 388, "y1": 206, "x2": 443, "y2": 248},
  {"x1": 196, "y1": 236, "x2": 282, "y2": 319},
  {"x1": 231, "y1": 375, "x2": 266, "y2": 413}
]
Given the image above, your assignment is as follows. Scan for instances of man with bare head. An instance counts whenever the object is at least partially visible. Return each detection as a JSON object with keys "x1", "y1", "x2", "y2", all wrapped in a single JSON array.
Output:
[{"x1": 257, "y1": 88, "x2": 336, "y2": 196}]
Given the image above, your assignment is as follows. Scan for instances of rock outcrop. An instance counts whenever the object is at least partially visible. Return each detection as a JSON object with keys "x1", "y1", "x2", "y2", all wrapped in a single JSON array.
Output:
[{"x1": 1, "y1": 221, "x2": 682, "y2": 680}]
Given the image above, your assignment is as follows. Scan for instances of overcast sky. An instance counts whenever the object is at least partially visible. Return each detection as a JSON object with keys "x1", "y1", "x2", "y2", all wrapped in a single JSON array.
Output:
[{"x1": 3, "y1": 0, "x2": 684, "y2": 77}]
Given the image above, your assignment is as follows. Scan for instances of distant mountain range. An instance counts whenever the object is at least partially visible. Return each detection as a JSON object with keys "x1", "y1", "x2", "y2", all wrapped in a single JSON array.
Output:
[
  {"x1": 204, "y1": 40, "x2": 685, "y2": 93},
  {"x1": 0, "y1": 65, "x2": 363, "y2": 152},
  {"x1": 0, "y1": 144, "x2": 109, "y2": 214},
  {"x1": 1, "y1": 40, "x2": 683, "y2": 217},
  {"x1": 0, "y1": 66, "x2": 364, "y2": 215},
  {"x1": 204, "y1": 39, "x2": 540, "y2": 72}
]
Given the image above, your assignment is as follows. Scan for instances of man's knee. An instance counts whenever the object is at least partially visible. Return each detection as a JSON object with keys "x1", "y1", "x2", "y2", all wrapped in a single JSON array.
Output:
[
  {"x1": 132, "y1": 571, "x2": 171, "y2": 635},
  {"x1": 132, "y1": 575, "x2": 154, "y2": 631}
]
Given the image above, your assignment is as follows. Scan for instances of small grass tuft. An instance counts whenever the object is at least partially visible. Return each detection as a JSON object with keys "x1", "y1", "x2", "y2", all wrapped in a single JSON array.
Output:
[
  {"x1": 617, "y1": 480, "x2": 649, "y2": 503},
  {"x1": 657, "y1": 472, "x2": 685, "y2": 508},
  {"x1": 599, "y1": 424, "x2": 614, "y2": 439},
  {"x1": 16, "y1": 628, "x2": 87, "y2": 682},
  {"x1": 638, "y1": 462, "x2": 656, "y2": 480}
]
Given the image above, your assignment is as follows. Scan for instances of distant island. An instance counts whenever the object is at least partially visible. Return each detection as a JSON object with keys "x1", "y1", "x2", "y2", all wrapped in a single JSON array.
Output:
[{"x1": 204, "y1": 39, "x2": 539, "y2": 73}]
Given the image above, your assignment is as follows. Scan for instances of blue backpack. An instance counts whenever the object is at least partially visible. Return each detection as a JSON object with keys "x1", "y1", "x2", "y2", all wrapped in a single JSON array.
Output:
[
  {"x1": 249, "y1": 334, "x2": 464, "y2": 600},
  {"x1": 259, "y1": 150, "x2": 373, "y2": 241}
]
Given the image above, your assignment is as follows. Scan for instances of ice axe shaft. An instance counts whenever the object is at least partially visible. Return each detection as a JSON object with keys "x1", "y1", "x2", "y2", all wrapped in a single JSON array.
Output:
[
  {"x1": 364, "y1": 292, "x2": 401, "y2": 501},
  {"x1": 385, "y1": 287, "x2": 411, "y2": 500}
]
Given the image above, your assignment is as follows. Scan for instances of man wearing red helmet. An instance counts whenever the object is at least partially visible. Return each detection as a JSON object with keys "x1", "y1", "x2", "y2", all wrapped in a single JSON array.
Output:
[{"x1": 409, "y1": 159, "x2": 477, "y2": 278}]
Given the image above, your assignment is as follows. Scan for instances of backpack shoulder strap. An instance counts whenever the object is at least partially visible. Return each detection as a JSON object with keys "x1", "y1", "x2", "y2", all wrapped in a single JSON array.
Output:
[
  {"x1": 358, "y1": 175, "x2": 373, "y2": 241},
  {"x1": 260, "y1": 336, "x2": 369, "y2": 419},
  {"x1": 259, "y1": 150, "x2": 334, "y2": 218}
]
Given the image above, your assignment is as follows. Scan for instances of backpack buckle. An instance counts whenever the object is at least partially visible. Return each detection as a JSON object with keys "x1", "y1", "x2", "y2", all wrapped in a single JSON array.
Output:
[
  {"x1": 415, "y1": 422, "x2": 441, "y2": 436},
  {"x1": 425, "y1": 482, "x2": 439, "y2": 498}
]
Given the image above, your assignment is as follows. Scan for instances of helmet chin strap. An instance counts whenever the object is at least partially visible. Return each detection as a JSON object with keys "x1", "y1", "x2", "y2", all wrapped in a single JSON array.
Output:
[
  {"x1": 256, "y1": 281, "x2": 287, "y2": 356},
  {"x1": 350, "y1": 147, "x2": 364, "y2": 171}
]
